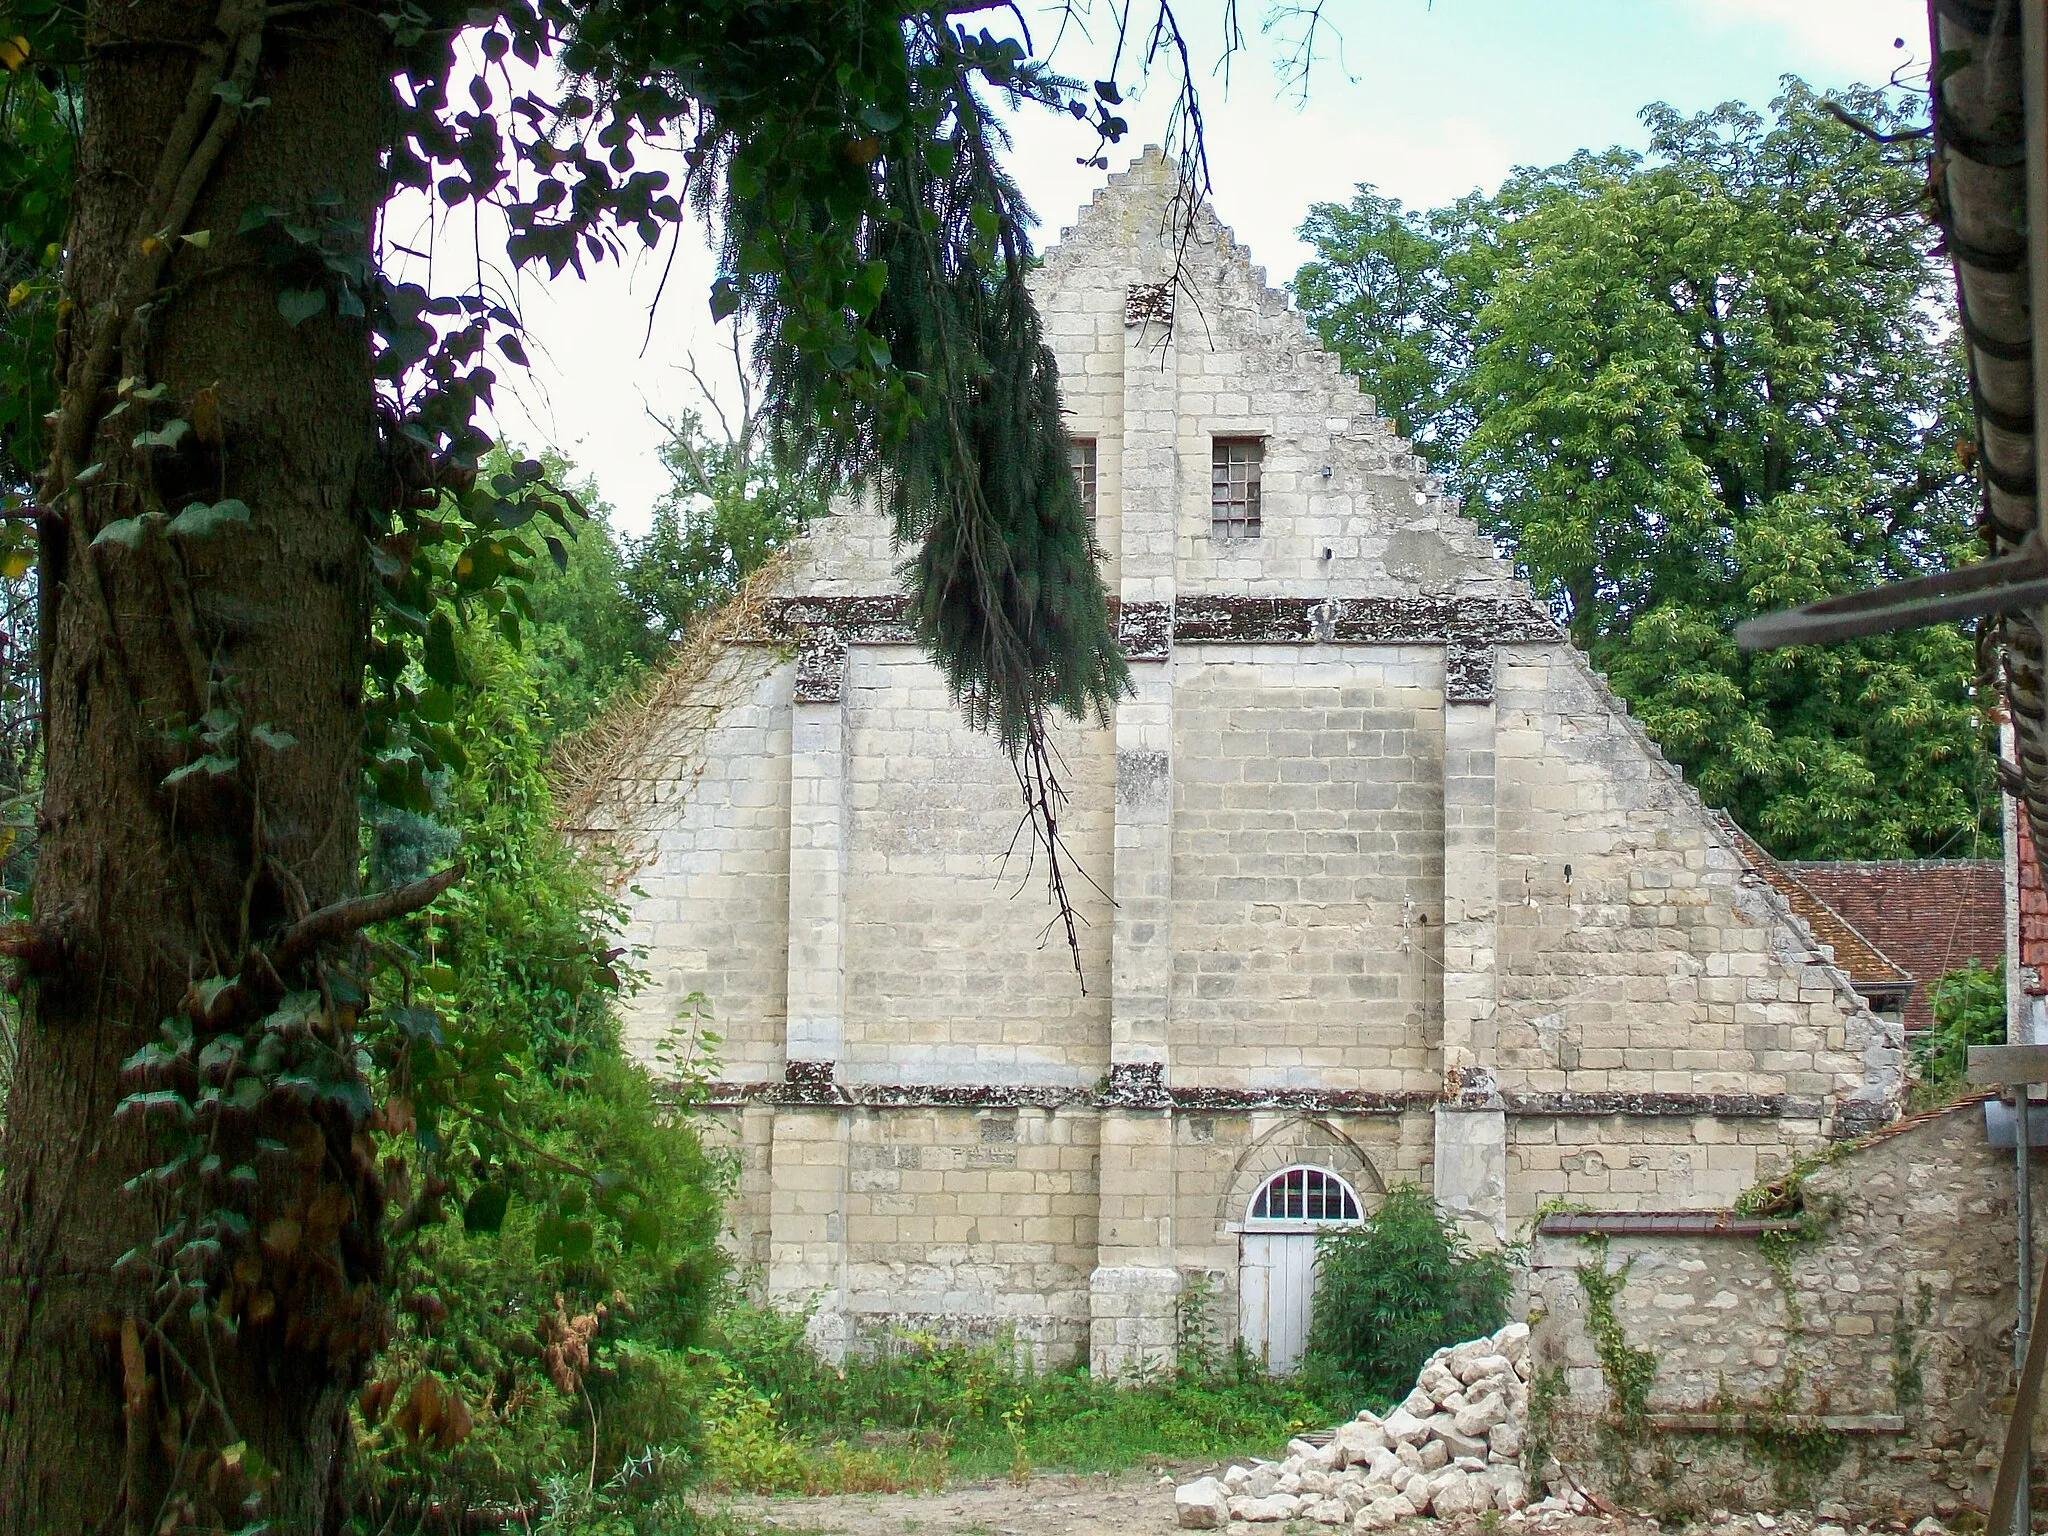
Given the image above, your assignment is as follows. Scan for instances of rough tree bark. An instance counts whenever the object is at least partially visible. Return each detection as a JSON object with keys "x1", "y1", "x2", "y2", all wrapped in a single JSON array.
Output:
[{"x1": 0, "y1": 1, "x2": 394, "y2": 1527}]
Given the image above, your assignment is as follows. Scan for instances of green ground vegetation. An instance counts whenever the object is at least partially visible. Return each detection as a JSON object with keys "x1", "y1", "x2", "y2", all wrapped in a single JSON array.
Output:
[
  {"x1": 694, "y1": 1297, "x2": 1341, "y2": 1494},
  {"x1": 1908, "y1": 957, "x2": 2007, "y2": 1109}
]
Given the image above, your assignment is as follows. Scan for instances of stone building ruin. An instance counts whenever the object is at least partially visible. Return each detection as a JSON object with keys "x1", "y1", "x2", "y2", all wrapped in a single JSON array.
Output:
[{"x1": 568, "y1": 151, "x2": 1906, "y2": 1376}]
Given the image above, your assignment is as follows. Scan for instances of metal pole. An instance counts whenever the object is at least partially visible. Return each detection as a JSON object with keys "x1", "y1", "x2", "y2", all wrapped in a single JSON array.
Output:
[{"x1": 2020, "y1": 1084, "x2": 2034, "y2": 1536}]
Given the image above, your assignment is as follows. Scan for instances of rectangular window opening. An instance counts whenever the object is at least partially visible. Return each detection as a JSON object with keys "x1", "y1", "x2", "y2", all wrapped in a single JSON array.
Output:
[
  {"x1": 1212, "y1": 438, "x2": 1262, "y2": 540},
  {"x1": 1070, "y1": 437, "x2": 1098, "y2": 528}
]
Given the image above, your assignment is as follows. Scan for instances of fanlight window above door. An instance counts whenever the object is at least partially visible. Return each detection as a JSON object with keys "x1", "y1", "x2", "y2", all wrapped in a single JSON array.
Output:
[{"x1": 1246, "y1": 1165, "x2": 1362, "y2": 1225}]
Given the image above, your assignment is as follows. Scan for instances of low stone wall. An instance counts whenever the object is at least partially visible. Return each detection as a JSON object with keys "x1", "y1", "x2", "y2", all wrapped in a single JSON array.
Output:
[{"x1": 1527, "y1": 1097, "x2": 2045, "y2": 1517}]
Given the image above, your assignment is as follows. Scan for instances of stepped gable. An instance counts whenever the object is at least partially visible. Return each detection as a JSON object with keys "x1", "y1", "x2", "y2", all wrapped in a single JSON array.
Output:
[
  {"x1": 1034, "y1": 145, "x2": 1518, "y2": 599},
  {"x1": 579, "y1": 150, "x2": 1905, "y2": 1131}
]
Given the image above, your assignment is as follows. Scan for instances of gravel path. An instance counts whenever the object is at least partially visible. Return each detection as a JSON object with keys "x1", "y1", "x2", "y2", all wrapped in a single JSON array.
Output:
[
  {"x1": 716, "y1": 1467, "x2": 1707, "y2": 1536},
  {"x1": 724, "y1": 1467, "x2": 1188, "y2": 1536}
]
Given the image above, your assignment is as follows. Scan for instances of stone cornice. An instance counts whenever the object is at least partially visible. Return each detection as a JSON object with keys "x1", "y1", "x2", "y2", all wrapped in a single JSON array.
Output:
[
  {"x1": 746, "y1": 594, "x2": 1561, "y2": 699},
  {"x1": 1500, "y1": 1090, "x2": 1826, "y2": 1120},
  {"x1": 743, "y1": 594, "x2": 1558, "y2": 700},
  {"x1": 1169, "y1": 595, "x2": 1557, "y2": 646},
  {"x1": 754, "y1": 594, "x2": 1559, "y2": 647},
  {"x1": 683, "y1": 1076, "x2": 1833, "y2": 1122}
]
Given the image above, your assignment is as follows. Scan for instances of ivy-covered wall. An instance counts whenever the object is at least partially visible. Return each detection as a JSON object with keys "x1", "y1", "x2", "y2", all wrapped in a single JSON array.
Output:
[{"x1": 1527, "y1": 1097, "x2": 2046, "y2": 1516}]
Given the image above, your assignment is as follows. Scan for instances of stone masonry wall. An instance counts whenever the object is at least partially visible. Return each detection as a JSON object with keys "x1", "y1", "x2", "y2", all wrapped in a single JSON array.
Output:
[
  {"x1": 1506, "y1": 1113, "x2": 1825, "y2": 1225},
  {"x1": 1528, "y1": 1099, "x2": 2045, "y2": 1516},
  {"x1": 1033, "y1": 154, "x2": 1514, "y2": 605},
  {"x1": 610, "y1": 652, "x2": 794, "y2": 1079},
  {"x1": 1170, "y1": 649, "x2": 1446, "y2": 1091},
  {"x1": 841, "y1": 648, "x2": 1115, "y2": 1085},
  {"x1": 591, "y1": 149, "x2": 1913, "y2": 1365}
]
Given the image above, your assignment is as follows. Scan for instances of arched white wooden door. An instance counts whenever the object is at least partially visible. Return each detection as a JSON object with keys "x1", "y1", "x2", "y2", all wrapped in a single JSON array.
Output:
[{"x1": 1237, "y1": 1165, "x2": 1363, "y2": 1373}]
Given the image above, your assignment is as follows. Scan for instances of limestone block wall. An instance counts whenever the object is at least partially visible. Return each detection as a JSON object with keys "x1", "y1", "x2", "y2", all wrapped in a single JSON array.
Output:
[
  {"x1": 1528, "y1": 1100, "x2": 2043, "y2": 1516},
  {"x1": 1033, "y1": 151, "x2": 1514, "y2": 603},
  {"x1": 1169, "y1": 648, "x2": 1445, "y2": 1090},
  {"x1": 610, "y1": 653, "x2": 794, "y2": 1078},
  {"x1": 836, "y1": 1106, "x2": 1101, "y2": 1362},
  {"x1": 1506, "y1": 1112, "x2": 1826, "y2": 1223},
  {"x1": 840, "y1": 648, "x2": 1115, "y2": 1085},
  {"x1": 1031, "y1": 219, "x2": 1128, "y2": 595},
  {"x1": 589, "y1": 148, "x2": 1919, "y2": 1372},
  {"x1": 1494, "y1": 644, "x2": 1887, "y2": 1106},
  {"x1": 701, "y1": 1106, "x2": 775, "y2": 1275},
  {"x1": 1486, "y1": 641, "x2": 1901, "y2": 1218}
]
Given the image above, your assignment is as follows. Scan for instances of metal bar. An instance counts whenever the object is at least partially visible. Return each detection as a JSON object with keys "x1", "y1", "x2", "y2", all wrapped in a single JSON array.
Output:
[
  {"x1": 1735, "y1": 548, "x2": 2048, "y2": 651},
  {"x1": 1991, "y1": 1220, "x2": 2048, "y2": 1536},
  {"x1": 2019, "y1": 1086, "x2": 2034, "y2": 1536}
]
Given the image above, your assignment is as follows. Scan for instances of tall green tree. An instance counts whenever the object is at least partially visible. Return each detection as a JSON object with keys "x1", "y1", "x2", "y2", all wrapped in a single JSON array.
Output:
[
  {"x1": 508, "y1": 453, "x2": 663, "y2": 736},
  {"x1": 0, "y1": 0, "x2": 1194, "y2": 1523},
  {"x1": 628, "y1": 346, "x2": 829, "y2": 642},
  {"x1": 1295, "y1": 81, "x2": 1992, "y2": 859}
]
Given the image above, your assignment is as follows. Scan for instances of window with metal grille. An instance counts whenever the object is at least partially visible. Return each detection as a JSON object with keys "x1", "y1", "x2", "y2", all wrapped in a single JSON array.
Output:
[
  {"x1": 1212, "y1": 438, "x2": 1262, "y2": 539},
  {"x1": 1070, "y1": 438, "x2": 1097, "y2": 529},
  {"x1": 1247, "y1": 1165, "x2": 1361, "y2": 1224}
]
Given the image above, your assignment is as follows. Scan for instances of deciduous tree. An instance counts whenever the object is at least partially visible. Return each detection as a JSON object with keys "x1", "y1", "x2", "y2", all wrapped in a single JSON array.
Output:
[{"x1": 1296, "y1": 82, "x2": 1992, "y2": 858}]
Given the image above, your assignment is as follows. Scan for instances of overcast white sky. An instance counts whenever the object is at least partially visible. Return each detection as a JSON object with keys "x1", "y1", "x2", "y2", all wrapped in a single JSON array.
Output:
[{"x1": 408, "y1": 0, "x2": 1929, "y2": 534}]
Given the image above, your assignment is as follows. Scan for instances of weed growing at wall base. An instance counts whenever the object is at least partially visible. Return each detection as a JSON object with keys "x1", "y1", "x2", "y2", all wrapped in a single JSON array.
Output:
[
  {"x1": 1302, "y1": 1184, "x2": 1513, "y2": 1407},
  {"x1": 694, "y1": 1295, "x2": 1340, "y2": 1491}
]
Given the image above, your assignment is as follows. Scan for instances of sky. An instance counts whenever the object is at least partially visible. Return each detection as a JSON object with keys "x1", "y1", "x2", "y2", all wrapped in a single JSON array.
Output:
[{"x1": 418, "y1": 0, "x2": 1930, "y2": 534}]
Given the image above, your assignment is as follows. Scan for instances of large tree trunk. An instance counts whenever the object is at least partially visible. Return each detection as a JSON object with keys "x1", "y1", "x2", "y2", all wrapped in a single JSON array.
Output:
[{"x1": 0, "y1": 2, "x2": 393, "y2": 1527}]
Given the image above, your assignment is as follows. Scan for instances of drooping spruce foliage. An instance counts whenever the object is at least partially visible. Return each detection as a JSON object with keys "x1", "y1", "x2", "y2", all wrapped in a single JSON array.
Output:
[
  {"x1": 1301, "y1": 1185, "x2": 1512, "y2": 1409},
  {"x1": 1294, "y1": 82, "x2": 1993, "y2": 860},
  {"x1": 559, "y1": 5, "x2": 1131, "y2": 759}
]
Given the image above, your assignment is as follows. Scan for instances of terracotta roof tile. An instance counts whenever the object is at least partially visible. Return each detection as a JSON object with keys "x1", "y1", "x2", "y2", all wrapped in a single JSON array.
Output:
[
  {"x1": 2021, "y1": 804, "x2": 2048, "y2": 997},
  {"x1": 1784, "y1": 856, "x2": 2006, "y2": 1028}
]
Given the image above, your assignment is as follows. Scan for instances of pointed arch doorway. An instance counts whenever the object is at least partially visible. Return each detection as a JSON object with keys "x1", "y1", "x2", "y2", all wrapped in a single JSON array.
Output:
[{"x1": 1237, "y1": 1165, "x2": 1365, "y2": 1372}]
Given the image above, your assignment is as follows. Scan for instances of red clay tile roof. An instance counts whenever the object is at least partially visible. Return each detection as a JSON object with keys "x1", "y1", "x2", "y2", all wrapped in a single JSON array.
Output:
[
  {"x1": 1784, "y1": 856, "x2": 2006, "y2": 1027},
  {"x1": 2021, "y1": 804, "x2": 2048, "y2": 998},
  {"x1": 1710, "y1": 813, "x2": 1911, "y2": 997}
]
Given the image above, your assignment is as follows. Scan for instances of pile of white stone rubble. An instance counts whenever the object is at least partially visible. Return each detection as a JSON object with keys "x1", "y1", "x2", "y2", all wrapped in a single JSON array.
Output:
[{"x1": 1176, "y1": 1322, "x2": 1542, "y2": 1530}]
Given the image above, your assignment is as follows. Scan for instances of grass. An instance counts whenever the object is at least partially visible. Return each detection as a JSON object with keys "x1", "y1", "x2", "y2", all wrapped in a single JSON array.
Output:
[{"x1": 694, "y1": 1299, "x2": 1348, "y2": 1494}]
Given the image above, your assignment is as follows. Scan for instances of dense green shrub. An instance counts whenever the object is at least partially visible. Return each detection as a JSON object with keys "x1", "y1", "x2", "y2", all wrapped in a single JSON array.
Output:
[
  {"x1": 1300, "y1": 1184, "x2": 1512, "y2": 1408},
  {"x1": 1911, "y1": 958, "x2": 2007, "y2": 1103},
  {"x1": 352, "y1": 631, "x2": 731, "y2": 1530}
]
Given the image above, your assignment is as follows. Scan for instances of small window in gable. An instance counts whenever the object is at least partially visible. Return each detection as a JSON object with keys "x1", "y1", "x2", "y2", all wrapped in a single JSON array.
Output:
[
  {"x1": 1069, "y1": 438, "x2": 1097, "y2": 528},
  {"x1": 1212, "y1": 437, "x2": 1263, "y2": 540}
]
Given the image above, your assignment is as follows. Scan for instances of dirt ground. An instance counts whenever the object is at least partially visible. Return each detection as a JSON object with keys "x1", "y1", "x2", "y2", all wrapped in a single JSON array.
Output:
[
  {"x1": 723, "y1": 1466, "x2": 1188, "y2": 1536},
  {"x1": 714, "y1": 1466, "x2": 1812, "y2": 1536}
]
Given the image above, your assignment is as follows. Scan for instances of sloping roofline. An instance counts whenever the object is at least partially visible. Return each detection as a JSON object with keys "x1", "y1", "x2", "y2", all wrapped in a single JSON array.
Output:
[{"x1": 1707, "y1": 810, "x2": 1913, "y2": 997}]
